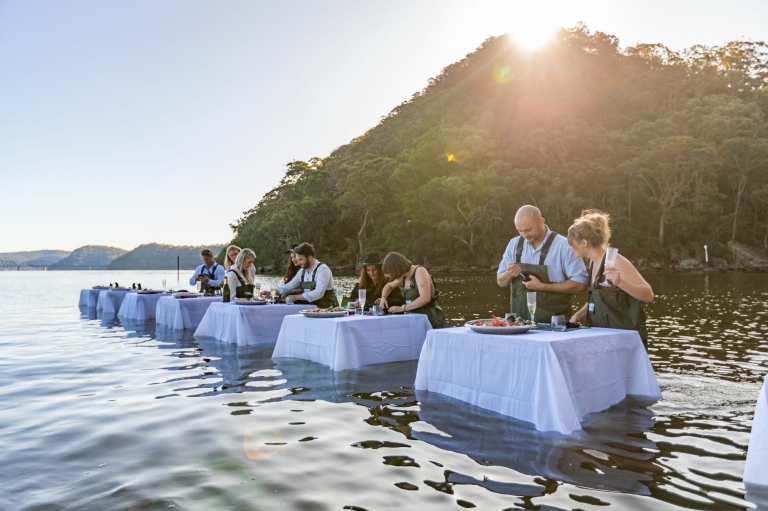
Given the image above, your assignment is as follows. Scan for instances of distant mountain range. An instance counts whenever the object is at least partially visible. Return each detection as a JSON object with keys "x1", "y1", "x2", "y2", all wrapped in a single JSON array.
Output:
[{"x1": 1, "y1": 244, "x2": 226, "y2": 270}]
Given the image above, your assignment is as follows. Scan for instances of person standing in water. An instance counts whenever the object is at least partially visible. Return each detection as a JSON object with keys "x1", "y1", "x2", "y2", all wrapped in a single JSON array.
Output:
[
  {"x1": 567, "y1": 210, "x2": 654, "y2": 345},
  {"x1": 496, "y1": 205, "x2": 588, "y2": 323}
]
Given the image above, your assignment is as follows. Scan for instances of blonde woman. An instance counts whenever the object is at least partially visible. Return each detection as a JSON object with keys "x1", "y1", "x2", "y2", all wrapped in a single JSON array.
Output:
[
  {"x1": 567, "y1": 210, "x2": 654, "y2": 345},
  {"x1": 224, "y1": 245, "x2": 241, "y2": 271},
  {"x1": 227, "y1": 248, "x2": 257, "y2": 299}
]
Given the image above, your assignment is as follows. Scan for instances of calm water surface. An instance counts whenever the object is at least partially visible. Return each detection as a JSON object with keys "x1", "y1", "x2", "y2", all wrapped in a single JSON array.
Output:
[{"x1": 0, "y1": 271, "x2": 766, "y2": 510}]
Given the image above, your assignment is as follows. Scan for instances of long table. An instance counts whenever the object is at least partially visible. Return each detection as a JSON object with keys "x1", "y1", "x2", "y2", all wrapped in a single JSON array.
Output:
[
  {"x1": 96, "y1": 289, "x2": 134, "y2": 314},
  {"x1": 156, "y1": 296, "x2": 221, "y2": 330},
  {"x1": 414, "y1": 327, "x2": 661, "y2": 434},
  {"x1": 745, "y1": 374, "x2": 768, "y2": 488},
  {"x1": 118, "y1": 292, "x2": 168, "y2": 321},
  {"x1": 194, "y1": 302, "x2": 308, "y2": 345},
  {"x1": 79, "y1": 288, "x2": 113, "y2": 308},
  {"x1": 273, "y1": 314, "x2": 432, "y2": 371}
]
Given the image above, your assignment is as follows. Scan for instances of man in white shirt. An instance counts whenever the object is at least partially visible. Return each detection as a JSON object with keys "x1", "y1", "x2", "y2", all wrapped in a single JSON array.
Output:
[
  {"x1": 189, "y1": 249, "x2": 225, "y2": 295},
  {"x1": 271, "y1": 243, "x2": 337, "y2": 308}
]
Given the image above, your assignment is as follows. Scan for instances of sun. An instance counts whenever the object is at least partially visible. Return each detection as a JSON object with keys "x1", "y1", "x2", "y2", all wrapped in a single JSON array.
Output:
[{"x1": 504, "y1": 5, "x2": 557, "y2": 50}]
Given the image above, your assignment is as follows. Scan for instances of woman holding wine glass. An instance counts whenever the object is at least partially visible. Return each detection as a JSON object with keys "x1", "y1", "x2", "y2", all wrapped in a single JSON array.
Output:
[
  {"x1": 566, "y1": 210, "x2": 654, "y2": 345},
  {"x1": 379, "y1": 252, "x2": 445, "y2": 328}
]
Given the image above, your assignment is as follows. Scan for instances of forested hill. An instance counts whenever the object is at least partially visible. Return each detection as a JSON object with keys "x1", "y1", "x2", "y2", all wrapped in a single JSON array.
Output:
[
  {"x1": 229, "y1": 24, "x2": 768, "y2": 269},
  {"x1": 108, "y1": 243, "x2": 226, "y2": 270}
]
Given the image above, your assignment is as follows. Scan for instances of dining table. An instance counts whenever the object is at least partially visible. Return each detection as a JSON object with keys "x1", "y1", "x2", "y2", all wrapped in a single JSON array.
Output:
[
  {"x1": 745, "y1": 373, "x2": 768, "y2": 488},
  {"x1": 118, "y1": 291, "x2": 168, "y2": 321},
  {"x1": 96, "y1": 289, "x2": 134, "y2": 315},
  {"x1": 155, "y1": 295, "x2": 222, "y2": 330},
  {"x1": 194, "y1": 302, "x2": 308, "y2": 345}
]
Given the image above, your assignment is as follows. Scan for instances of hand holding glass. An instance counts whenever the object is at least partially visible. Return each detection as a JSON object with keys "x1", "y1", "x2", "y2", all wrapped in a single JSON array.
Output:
[
  {"x1": 526, "y1": 292, "x2": 536, "y2": 322},
  {"x1": 604, "y1": 247, "x2": 619, "y2": 286}
]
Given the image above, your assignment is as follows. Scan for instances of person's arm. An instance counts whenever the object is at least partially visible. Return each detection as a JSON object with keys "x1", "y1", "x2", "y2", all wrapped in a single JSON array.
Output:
[
  {"x1": 524, "y1": 243, "x2": 588, "y2": 293},
  {"x1": 349, "y1": 283, "x2": 360, "y2": 306},
  {"x1": 525, "y1": 278, "x2": 587, "y2": 294},
  {"x1": 189, "y1": 266, "x2": 200, "y2": 286},
  {"x1": 208, "y1": 265, "x2": 225, "y2": 287},
  {"x1": 389, "y1": 268, "x2": 431, "y2": 313},
  {"x1": 275, "y1": 269, "x2": 301, "y2": 296},
  {"x1": 302, "y1": 265, "x2": 332, "y2": 302},
  {"x1": 603, "y1": 255, "x2": 654, "y2": 302},
  {"x1": 378, "y1": 278, "x2": 403, "y2": 309},
  {"x1": 570, "y1": 302, "x2": 588, "y2": 324},
  {"x1": 496, "y1": 240, "x2": 522, "y2": 287}
]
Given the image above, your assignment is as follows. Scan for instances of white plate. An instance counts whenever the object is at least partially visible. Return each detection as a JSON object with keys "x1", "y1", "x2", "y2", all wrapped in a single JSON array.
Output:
[
  {"x1": 173, "y1": 292, "x2": 201, "y2": 299},
  {"x1": 234, "y1": 300, "x2": 268, "y2": 306},
  {"x1": 465, "y1": 319, "x2": 534, "y2": 335},
  {"x1": 301, "y1": 311, "x2": 347, "y2": 318}
]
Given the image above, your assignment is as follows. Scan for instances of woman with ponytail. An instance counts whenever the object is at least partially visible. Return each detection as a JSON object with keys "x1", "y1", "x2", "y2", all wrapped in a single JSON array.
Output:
[{"x1": 567, "y1": 210, "x2": 654, "y2": 346}]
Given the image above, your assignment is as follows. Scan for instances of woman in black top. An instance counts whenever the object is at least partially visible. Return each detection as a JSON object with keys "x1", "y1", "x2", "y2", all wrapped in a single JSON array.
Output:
[
  {"x1": 379, "y1": 252, "x2": 445, "y2": 328},
  {"x1": 350, "y1": 252, "x2": 404, "y2": 308}
]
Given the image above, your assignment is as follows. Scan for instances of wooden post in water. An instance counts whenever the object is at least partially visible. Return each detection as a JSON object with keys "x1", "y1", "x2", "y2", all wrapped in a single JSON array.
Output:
[{"x1": 177, "y1": 256, "x2": 180, "y2": 282}]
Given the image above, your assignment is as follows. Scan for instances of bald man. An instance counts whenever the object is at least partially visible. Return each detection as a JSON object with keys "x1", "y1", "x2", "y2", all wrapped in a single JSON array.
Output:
[{"x1": 497, "y1": 206, "x2": 587, "y2": 323}]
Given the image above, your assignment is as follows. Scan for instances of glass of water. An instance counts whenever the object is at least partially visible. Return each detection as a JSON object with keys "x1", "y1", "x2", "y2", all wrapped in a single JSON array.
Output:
[{"x1": 551, "y1": 315, "x2": 566, "y2": 331}]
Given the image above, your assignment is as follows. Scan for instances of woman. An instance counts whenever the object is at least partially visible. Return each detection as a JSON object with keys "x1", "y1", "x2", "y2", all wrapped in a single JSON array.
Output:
[
  {"x1": 567, "y1": 210, "x2": 654, "y2": 345},
  {"x1": 227, "y1": 248, "x2": 257, "y2": 299},
  {"x1": 349, "y1": 252, "x2": 404, "y2": 308},
  {"x1": 224, "y1": 245, "x2": 241, "y2": 271},
  {"x1": 379, "y1": 252, "x2": 445, "y2": 328},
  {"x1": 283, "y1": 246, "x2": 300, "y2": 284}
]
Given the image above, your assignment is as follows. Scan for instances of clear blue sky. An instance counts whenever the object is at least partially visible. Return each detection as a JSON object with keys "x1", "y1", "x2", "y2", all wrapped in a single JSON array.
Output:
[{"x1": 1, "y1": 0, "x2": 766, "y2": 252}]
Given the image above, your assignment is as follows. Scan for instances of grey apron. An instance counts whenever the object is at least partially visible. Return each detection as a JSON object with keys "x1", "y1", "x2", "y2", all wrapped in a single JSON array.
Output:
[
  {"x1": 298, "y1": 263, "x2": 338, "y2": 309},
  {"x1": 228, "y1": 269, "x2": 254, "y2": 299},
  {"x1": 199, "y1": 263, "x2": 220, "y2": 296},
  {"x1": 402, "y1": 265, "x2": 445, "y2": 329},
  {"x1": 587, "y1": 256, "x2": 648, "y2": 346},
  {"x1": 509, "y1": 232, "x2": 573, "y2": 323}
]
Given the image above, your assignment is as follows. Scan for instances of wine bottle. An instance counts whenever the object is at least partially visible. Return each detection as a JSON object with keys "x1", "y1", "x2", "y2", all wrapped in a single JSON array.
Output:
[{"x1": 222, "y1": 277, "x2": 230, "y2": 302}]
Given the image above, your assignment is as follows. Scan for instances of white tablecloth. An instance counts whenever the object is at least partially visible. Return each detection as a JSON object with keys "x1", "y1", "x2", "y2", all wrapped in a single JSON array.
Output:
[
  {"x1": 96, "y1": 290, "x2": 133, "y2": 314},
  {"x1": 414, "y1": 327, "x2": 661, "y2": 434},
  {"x1": 272, "y1": 314, "x2": 432, "y2": 371},
  {"x1": 194, "y1": 302, "x2": 308, "y2": 345},
  {"x1": 118, "y1": 292, "x2": 168, "y2": 321},
  {"x1": 745, "y1": 374, "x2": 768, "y2": 487},
  {"x1": 156, "y1": 296, "x2": 221, "y2": 330},
  {"x1": 80, "y1": 288, "x2": 109, "y2": 308}
]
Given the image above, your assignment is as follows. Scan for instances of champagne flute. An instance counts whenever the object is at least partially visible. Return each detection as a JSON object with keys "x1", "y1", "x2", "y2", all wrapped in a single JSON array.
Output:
[
  {"x1": 254, "y1": 282, "x2": 261, "y2": 299},
  {"x1": 196, "y1": 281, "x2": 202, "y2": 294},
  {"x1": 358, "y1": 289, "x2": 367, "y2": 314},
  {"x1": 271, "y1": 287, "x2": 278, "y2": 304},
  {"x1": 162, "y1": 279, "x2": 166, "y2": 291},
  {"x1": 605, "y1": 247, "x2": 619, "y2": 286},
  {"x1": 336, "y1": 287, "x2": 344, "y2": 307},
  {"x1": 262, "y1": 284, "x2": 271, "y2": 303},
  {"x1": 526, "y1": 291, "x2": 537, "y2": 323}
]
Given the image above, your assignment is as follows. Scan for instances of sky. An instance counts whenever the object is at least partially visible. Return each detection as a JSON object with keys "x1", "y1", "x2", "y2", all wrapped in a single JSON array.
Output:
[{"x1": 1, "y1": 0, "x2": 766, "y2": 253}]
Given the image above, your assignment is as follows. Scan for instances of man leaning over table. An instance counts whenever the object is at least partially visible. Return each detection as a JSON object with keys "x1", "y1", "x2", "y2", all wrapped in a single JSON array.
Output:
[
  {"x1": 497, "y1": 205, "x2": 588, "y2": 323},
  {"x1": 263, "y1": 242, "x2": 338, "y2": 308},
  {"x1": 190, "y1": 249, "x2": 226, "y2": 294}
]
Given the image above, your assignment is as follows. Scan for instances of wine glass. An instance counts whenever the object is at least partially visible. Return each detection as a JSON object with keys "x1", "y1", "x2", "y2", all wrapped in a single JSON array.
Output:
[
  {"x1": 336, "y1": 287, "x2": 344, "y2": 307},
  {"x1": 162, "y1": 279, "x2": 167, "y2": 291},
  {"x1": 196, "y1": 281, "x2": 202, "y2": 294},
  {"x1": 526, "y1": 291, "x2": 537, "y2": 323},
  {"x1": 254, "y1": 282, "x2": 261, "y2": 298},
  {"x1": 358, "y1": 289, "x2": 367, "y2": 314},
  {"x1": 271, "y1": 286, "x2": 278, "y2": 304},
  {"x1": 262, "y1": 284, "x2": 271, "y2": 303},
  {"x1": 604, "y1": 247, "x2": 619, "y2": 285}
]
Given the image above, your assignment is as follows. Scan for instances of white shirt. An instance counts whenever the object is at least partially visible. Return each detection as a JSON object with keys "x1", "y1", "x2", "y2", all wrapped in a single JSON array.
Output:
[
  {"x1": 276, "y1": 259, "x2": 334, "y2": 303},
  {"x1": 226, "y1": 265, "x2": 256, "y2": 287}
]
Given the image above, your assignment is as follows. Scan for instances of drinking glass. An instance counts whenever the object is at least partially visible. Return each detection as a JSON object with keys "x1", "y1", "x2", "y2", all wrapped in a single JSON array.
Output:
[
  {"x1": 196, "y1": 282, "x2": 202, "y2": 293},
  {"x1": 604, "y1": 247, "x2": 619, "y2": 285},
  {"x1": 254, "y1": 282, "x2": 261, "y2": 297},
  {"x1": 526, "y1": 291, "x2": 537, "y2": 323},
  {"x1": 371, "y1": 305, "x2": 382, "y2": 316},
  {"x1": 162, "y1": 279, "x2": 167, "y2": 291},
  {"x1": 271, "y1": 287, "x2": 278, "y2": 304},
  {"x1": 358, "y1": 289, "x2": 367, "y2": 313},
  {"x1": 404, "y1": 299, "x2": 411, "y2": 314},
  {"x1": 262, "y1": 284, "x2": 271, "y2": 303},
  {"x1": 336, "y1": 287, "x2": 344, "y2": 306},
  {"x1": 551, "y1": 315, "x2": 566, "y2": 331}
]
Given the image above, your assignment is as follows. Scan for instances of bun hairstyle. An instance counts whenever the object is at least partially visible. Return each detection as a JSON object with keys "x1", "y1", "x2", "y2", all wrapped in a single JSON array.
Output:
[{"x1": 567, "y1": 210, "x2": 612, "y2": 249}]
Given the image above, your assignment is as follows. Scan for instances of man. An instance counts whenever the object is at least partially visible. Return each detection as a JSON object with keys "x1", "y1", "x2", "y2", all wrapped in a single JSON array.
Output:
[
  {"x1": 267, "y1": 242, "x2": 337, "y2": 308},
  {"x1": 189, "y1": 249, "x2": 225, "y2": 295},
  {"x1": 497, "y1": 205, "x2": 587, "y2": 323}
]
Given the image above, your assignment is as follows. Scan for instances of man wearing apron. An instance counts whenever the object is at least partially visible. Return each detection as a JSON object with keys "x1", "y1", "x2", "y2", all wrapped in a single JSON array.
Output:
[
  {"x1": 497, "y1": 206, "x2": 588, "y2": 323},
  {"x1": 189, "y1": 249, "x2": 225, "y2": 296},
  {"x1": 272, "y1": 243, "x2": 338, "y2": 308}
]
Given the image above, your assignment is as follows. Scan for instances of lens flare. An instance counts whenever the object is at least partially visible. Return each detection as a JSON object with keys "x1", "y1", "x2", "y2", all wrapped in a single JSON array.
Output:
[
  {"x1": 243, "y1": 420, "x2": 286, "y2": 461},
  {"x1": 446, "y1": 154, "x2": 456, "y2": 162},
  {"x1": 493, "y1": 64, "x2": 513, "y2": 84}
]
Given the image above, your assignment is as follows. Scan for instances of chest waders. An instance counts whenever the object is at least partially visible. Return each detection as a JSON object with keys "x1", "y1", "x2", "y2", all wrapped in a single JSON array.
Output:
[
  {"x1": 509, "y1": 233, "x2": 573, "y2": 323},
  {"x1": 299, "y1": 263, "x2": 338, "y2": 309},
  {"x1": 402, "y1": 266, "x2": 445, "y2": 329},
  {"x1": 200, "y1": 263, "x2": 220, "y2": 296},
  {"x1": 228, "y1": 269, "x2": 254, "y2": 299},
  {"x1": 587, "y1": 257, "x2": 648, "y2": 347}
]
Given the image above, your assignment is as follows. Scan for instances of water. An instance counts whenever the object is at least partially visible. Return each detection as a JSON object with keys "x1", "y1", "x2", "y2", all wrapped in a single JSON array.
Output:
[{"x1": 0, "y1": 270, "x2": 765, "y2": 510}]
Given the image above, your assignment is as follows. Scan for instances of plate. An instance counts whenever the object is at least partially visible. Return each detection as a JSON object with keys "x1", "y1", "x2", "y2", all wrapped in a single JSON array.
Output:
[
  {"x1": 234, "y1": 300, "x2": 268, "y2": 306},
  {"x1": 301, "y1": 311, "x2": 347, "y2": 318},
  {"x1": 173, "y1": 292, "x2": 201, "y2": 299},
  {"x1": 465, "y1": 319, "x2": 534, "y2": 335},
  {"x1": 137, "y1": 290, "x2": 163, "y2": 294}
]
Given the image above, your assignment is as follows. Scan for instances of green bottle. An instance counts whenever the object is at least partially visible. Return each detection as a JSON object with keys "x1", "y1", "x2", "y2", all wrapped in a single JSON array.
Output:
[{"x1": 222, "y1": 277, "x2": 230, "y2": 303}]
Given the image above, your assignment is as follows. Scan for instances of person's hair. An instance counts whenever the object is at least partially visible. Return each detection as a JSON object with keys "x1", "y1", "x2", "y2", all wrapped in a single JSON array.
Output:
[
  {"x1": 233, "y1": 248, "x2": 256, "y2": 284},
  {"x1": 201, "y1": 249, "x2": 213, "y2": 257},
  {"x1": 224, "y1": 245, "x2": 241, "y2": 270},
  {"x1": 359, "y1": 264, "x2": 386, "y2": 296},
  {"x1": 294, "y1": 242, "x2": 315, "y2": 258},
  {"x1": 284, "y1": 254, "x2": 300, "y2": 283},
  {"x1": 382, "y1": 252, "x2": 412, "y2": 280},
  {"x1": 567, "y1": 210, "x2": 612, "y2": 249}
]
